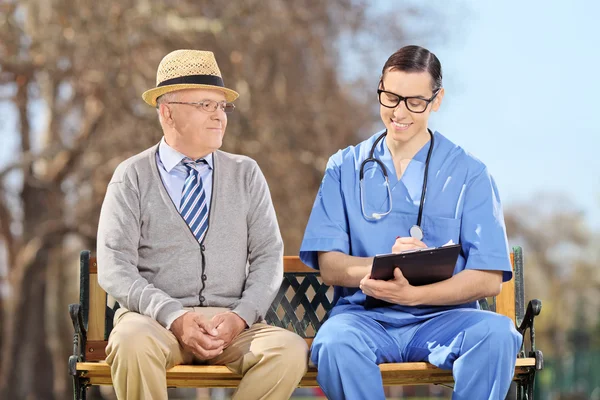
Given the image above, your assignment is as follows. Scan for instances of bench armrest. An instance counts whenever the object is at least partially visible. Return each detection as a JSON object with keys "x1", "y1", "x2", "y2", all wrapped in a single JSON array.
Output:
[
  {"x1": 516, "y1": 299, "x2": 543, "y2": 370},
  {"x1": 69, "y1": 303, "x2": 87, "y2": 375}
]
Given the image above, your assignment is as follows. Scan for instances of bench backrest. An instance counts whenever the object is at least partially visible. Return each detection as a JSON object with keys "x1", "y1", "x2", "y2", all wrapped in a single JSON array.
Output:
[{"x1": 79, "y1": 247, "x2": 525, "y2": 361}]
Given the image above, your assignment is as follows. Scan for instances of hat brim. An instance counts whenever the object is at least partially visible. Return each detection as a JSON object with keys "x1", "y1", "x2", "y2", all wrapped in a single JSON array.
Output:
[{"x1": 142, "y1": 84, "x2": 239, "y2": 107}]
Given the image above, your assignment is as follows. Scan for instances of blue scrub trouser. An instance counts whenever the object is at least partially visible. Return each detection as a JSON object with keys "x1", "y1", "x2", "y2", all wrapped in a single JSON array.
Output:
[{"x1": 311, "y1": 309, "x2": 523, "y2": 400}]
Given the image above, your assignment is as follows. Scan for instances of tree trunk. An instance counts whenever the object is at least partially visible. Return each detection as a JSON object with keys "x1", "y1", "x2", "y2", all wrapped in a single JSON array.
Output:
[
  {"x1": 0, "y1": 183, "x2": 63, "y2": 399},
  {"x1": 0, "y1": 246, "x2": 56, "y2": 399}
]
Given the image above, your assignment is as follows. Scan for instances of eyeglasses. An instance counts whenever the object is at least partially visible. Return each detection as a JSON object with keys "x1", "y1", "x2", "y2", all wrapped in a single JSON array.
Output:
[
  {"x1": 166, "y1": 100, "x2": 236, "y2": 113},
  {"x1": 377, "y1": 88, "x2": 440, "y2": 113}
]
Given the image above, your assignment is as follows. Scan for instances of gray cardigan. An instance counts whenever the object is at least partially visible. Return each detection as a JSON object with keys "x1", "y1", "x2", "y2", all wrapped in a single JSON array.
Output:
[{"x1": 97, "y1": 144, "x2": 284, "y2": 329}]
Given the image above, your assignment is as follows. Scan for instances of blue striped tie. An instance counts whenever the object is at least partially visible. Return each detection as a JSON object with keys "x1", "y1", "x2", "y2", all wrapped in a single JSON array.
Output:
[{"x1": 180, "y1": 158, "x2": 209, "y2": 242}]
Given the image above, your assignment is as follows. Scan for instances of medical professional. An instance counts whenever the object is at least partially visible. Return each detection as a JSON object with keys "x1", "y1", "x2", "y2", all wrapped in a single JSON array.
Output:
[{"x1": 299, "y1": 45, "x2": 523, "y2": 400}]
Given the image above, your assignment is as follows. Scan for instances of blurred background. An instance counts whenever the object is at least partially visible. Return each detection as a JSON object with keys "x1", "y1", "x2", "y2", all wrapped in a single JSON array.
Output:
[{"x1": 0, "y1": 0, "x2": 598, "y2": 399}]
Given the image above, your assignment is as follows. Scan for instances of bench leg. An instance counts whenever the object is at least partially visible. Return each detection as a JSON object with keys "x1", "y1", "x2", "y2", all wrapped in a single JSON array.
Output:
[
  {"x1": 527, "y1": 376, "x2": 534, "y2": 400},
  {"x1": 72, "y1": 375, "x2": 87, "y2": 400},
  {"x1": 516, "y1": 382, "x2": 523, "y2": 400},
  {"x1": 516, "y1": 373, "x2": 535, "y2": 400}
]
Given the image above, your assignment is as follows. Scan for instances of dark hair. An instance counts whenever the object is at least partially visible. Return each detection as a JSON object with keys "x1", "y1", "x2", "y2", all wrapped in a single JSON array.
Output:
[{"x1": 381, "y1": 45, "x2": 442, "y2": 91}]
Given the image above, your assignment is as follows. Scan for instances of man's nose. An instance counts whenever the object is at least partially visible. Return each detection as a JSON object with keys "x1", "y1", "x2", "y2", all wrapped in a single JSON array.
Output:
[
  {"x1": 211, "y1": 108, "x2": 226, "y2": 120},
  {"x1": 393, "y1": 101, "x2": 410, "y2": 119}
]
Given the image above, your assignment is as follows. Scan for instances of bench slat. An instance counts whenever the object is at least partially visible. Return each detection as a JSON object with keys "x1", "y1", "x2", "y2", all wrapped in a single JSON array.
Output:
[
  {"x1": 282, "y1": 256, "x2": 316, "y2": 273},
  {"x1": 495, "y1": 253, "x2": 516, "y2": 324},
  {"x1": 88, "y1": 271, "x2": 106, "y2": 341},
  {"x1": 76, "y1": 358, "x2": 536, "y2": 388}
]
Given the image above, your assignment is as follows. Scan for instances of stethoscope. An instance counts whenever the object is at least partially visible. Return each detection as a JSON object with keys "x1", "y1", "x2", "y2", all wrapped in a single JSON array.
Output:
[{"x1": 359, "y1": 129, "x2": 434, "y2": 240}]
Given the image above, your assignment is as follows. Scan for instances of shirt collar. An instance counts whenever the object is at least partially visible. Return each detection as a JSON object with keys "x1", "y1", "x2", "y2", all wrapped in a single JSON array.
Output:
[
  {"x1": 158, "y1": 137, "x2": 214, "y2": 172},
  {"x1": 376, "y1": 129, "x2": 437, "y2": 164}
]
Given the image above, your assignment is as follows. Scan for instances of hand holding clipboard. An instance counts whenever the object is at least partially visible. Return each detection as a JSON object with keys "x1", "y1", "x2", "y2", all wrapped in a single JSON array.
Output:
[{"x1": 364, "y1": 242, "x2": 461, "y2": 309}]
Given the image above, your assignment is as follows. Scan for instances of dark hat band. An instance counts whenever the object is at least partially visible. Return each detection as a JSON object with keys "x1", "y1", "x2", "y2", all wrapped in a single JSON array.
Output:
[{"x1": 157, "y1": 74, "x2": 225, "y2": 88}]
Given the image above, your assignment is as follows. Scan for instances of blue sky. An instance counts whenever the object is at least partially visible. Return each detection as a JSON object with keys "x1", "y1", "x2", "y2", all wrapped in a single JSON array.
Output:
[{"x1": 375, "y1": 0, "x2": 600, "y2": 227}]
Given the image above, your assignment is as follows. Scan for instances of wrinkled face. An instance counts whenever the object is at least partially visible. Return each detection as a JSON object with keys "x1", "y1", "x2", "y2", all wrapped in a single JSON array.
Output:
[
  {"x1": 159, "y1": 88, "x2": 228, "y2": 158},
  {"x1": 379, "y1": 69, "x2": 444, "y2": 144}
]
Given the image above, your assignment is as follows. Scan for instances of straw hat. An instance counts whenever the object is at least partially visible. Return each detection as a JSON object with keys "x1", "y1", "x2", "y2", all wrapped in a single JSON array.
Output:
[{"x1": 142, "y1": 50, "x2": 239, "y2": 107}]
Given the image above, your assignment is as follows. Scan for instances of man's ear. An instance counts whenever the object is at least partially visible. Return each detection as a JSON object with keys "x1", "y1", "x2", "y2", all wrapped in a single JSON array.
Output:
[
  {"x1": 431, "y1": 87, "x2": 445, "y2": 112},
  {"x1": 159, "y1": 103, "x2": 173, "y2": 125}
]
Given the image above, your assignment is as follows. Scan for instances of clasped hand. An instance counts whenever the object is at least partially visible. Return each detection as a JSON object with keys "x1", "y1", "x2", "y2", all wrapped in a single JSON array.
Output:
[
  {"x1": 359, "y1": 237, "x2": 426, "y2": 306},
  {"x1": 170, "y1": 311, "x2": 247, "y2": 360}
]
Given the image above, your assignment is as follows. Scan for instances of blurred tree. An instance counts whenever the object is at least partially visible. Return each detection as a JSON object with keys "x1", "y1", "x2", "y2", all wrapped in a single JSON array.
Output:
[
  {"x1": 0, "y1": 0, "x2": 429, "y2": 398},
  {"x1": 594, "y1": 308, "x2": 600, "y2": 349},
  {"x1": 504, "y1": 194, "x2": 600, "y2": 358},
  {"x1": 504, "y1": 195, "x2": 600, "y2": 399}
]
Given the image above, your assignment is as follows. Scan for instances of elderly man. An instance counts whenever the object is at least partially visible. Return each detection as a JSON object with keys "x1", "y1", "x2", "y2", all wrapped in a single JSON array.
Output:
[{"x1": 97, "y1": 49, "x2": 307, "y2": 400}]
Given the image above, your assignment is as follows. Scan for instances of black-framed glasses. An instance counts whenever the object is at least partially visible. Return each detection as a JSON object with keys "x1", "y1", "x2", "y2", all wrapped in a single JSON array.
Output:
[
  {"x1": 167, "y1": 100, "x2": 235, "y2": 113},
  {"x1": 377, "y1": 88, "x2": 440, "y2": 113}
]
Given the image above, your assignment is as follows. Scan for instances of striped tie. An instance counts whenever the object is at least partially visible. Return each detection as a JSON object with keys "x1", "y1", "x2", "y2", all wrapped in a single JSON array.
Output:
[{"x1": 180, "y1": 158, "x2": 209, "y2": 243}]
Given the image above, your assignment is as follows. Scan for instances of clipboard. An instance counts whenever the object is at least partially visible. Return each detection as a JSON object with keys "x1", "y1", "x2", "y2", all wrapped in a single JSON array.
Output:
[{"x1": 364, "y1": 244, "x2": 461, "y2": 309}]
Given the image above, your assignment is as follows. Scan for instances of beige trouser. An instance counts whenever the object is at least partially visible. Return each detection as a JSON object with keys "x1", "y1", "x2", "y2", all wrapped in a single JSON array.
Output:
[{"x1": 105, "y1": 307, "x2": 309, "y2": 400}]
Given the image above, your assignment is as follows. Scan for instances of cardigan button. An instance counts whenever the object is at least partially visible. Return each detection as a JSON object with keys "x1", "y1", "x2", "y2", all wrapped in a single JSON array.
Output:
[
  {"x1": 201, "y1": 244, "x2": 205, "y2": 251},
  {"x1": 202, "y1": 274, "x2": 207, "y2": 280},
  {"x1": 199, "y1": 296, "x2": 205, "y2": 303}
]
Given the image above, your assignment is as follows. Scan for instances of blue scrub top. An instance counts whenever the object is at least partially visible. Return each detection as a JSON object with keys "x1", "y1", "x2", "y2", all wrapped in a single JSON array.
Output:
[{"x1": 299, "y1": 130, "x2": 513, "y2": 326}]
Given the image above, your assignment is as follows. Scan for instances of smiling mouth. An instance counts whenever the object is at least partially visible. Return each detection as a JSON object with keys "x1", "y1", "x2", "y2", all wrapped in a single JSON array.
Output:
[{"x1": 391, "y1": 120, "x2": 412, "y2": 129}]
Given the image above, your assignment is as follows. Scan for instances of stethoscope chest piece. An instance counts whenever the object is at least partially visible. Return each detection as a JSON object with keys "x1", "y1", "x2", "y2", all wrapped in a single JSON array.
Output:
[{"x1": 409, "y1": 225, "x2": 424, "y2": 240}]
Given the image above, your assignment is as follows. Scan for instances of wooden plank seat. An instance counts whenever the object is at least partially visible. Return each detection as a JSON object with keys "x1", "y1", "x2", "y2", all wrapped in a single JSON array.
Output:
[
  {"x1": 73, "y1": 358, "x2": 538, "y2": 389},
  {"x1": 69, "y1": 247, "x2": 543, "y2": 399}
]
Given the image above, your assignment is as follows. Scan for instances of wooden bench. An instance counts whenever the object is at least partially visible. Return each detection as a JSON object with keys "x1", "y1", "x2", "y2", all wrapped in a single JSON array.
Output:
[{"x1": 69, "y1": 246, "x2": 543, "y2": 400}]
